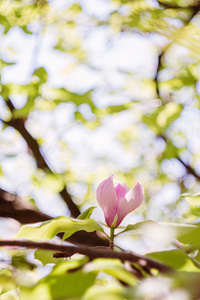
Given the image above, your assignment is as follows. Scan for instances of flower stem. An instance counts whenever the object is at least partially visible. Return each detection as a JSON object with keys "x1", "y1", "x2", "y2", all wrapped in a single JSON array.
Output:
[{"x1": 110, "y1": 227, "x2": 115, "y2": 249}]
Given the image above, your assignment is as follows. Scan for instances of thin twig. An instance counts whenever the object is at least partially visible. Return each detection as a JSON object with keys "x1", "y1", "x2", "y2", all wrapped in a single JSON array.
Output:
[
  {"x1": 177, "y1": 158, "x2": 200, "y2": 181},
  {"x1": 159, "y1": 135, "x2": 200, "y2": 181}
]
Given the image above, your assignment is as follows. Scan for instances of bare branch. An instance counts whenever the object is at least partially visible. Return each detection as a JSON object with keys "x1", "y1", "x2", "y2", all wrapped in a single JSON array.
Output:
[
  {"x1": 155, "y1": 51, "x2": 163, "y2": 99},
  {"x1": 0, "y1": 188, "x2": 51, "y2": 224},
  {"x1": 60, "y1": 187, "x2": 80, "y2": 218},
  {"x1": 0, "y1": 188, "x2": 109, "y2": 247},
  {"x1": 177, "y1": 158, "x2": 200, "y2": 181},
  {"x1": 159, "y1": 135, "x2": 200, "y2": 181},
  {"x1": 0, "y1": 240, "x2": 173, "y2": 274},
  {"x1": 3, "y1": 98, "x2": 80, "y2": 218}
]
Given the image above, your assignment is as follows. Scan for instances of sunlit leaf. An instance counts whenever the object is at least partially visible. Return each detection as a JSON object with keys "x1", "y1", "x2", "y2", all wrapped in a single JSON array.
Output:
[
  {"x1": 156, "y1": 102, "x2": 183, "y2": 129},
  {"x1": 33, "y1": 67, "x2": 48, "y2": 83},
  {"x1": 116, "y1": 220, "x2": 156, "y2": 235},
  {"x1": 84, "y1": 258, "x2": 137, "y2": 285},
  {"x1": 21, "y1": 258, "x2": 96, "y2": 300},
  {"x1": 0, "y1": 15, "x2": 10, "y2": 33},
  {"x1": 20, "y1": 25, "x2": 32, "y2": 34},
  {"x1": 14, "y1": 216, "x2": 105, "y2": 241},
  {"x1": 77, "y1": 206, "x2": 96, "y2": 220},
  {"x1": 34, "y1": 249, "x2": 63, "y2": 266},
  {"x1": 0, "y1": 59, "x2": 15, "y2": 69},
  {"x1": 13, "y1": 98, "x2": 34, "y2": 119},
  {"x1": 181, "y1": 193, "x2": 200, "y2": 205},
  {"x1": 0, "y1": 270, "x2": 17, "y2": 295},
  {"x1": 147, "y1": 250, "x2": 200, "y2": 272},
  {"x1": 117, "y1": 220, "x2": 197, "y2": 242},
  {"x1": 49, "y1": 88, "x2": 94, "y2": 109},
  {"x1": 11, "y1": 252, "x2": 36, "y2": 270},
  {"x1": 178, "y1": 226, "x2": 200, "y2": 248},
  {"x1": 85, "y1": 284, "x2": 123, "y2": 300},
  {"x1": 143, "y1": 103, "x2": 183, "y2": 134},
  {"x1": 161, "y1": 141, "x2": 180, "y2": 159}
]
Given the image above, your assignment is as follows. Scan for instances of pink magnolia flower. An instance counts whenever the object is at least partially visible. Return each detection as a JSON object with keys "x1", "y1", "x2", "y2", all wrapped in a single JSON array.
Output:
[{"x1": 96, "y1": 175, "x2": 144, "y2": 227}]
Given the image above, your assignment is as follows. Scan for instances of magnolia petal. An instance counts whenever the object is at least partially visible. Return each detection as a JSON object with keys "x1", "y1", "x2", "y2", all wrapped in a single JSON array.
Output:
[
  {"x1": 96, "y1": 175, "x2": 118, "y2": 226},
  {"x1": 116, "y1": 183, "x2": 144, "y2": 227},
  {"x1": 114, "y1": 181, "x2": 130, "y2": 193},
  {"x1": 114, "y1": 183, "x2": 128, "y2": 203},
  {"x1": 120, "y1": 182, "x2": 130, "y2": 193}
]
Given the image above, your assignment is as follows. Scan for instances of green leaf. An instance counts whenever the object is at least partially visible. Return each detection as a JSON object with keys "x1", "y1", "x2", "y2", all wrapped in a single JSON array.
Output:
[
  {"x1": 118, "y1": 220, "x2": 155, "y2": 234},
  {"x1": 85, "y1": 259, "x2": 137, "y2": 285},
  {"x1": 34, "y1": 249, "x2": 63, "y2": 266},
  {"x1": 74, "y1": 111, "x2": 87, "y2": 122},
  {"x1": 50, "y1": 88, "x2": 94, "y2": 109},
  {"x1": 77, "y1": 206, "x2": 96, "y2": 220},
  {"x1": 33, "y1": 67, "x2": 48, "y2": 83},
  {"x1": 147, "y1": 250, "x2": 200, "y2": 272},
  {"x1": 181, "y1": 193, "x2": 200, "y2": 205},
  {"x1": 178, "y1": 226, "x2": 200, "y2": 248},
  {"x1": 13, "y1": 98, "x2": 34, "y2": 119},
  {"x1": 116, "y1": 220, "x2": 197, "y2": 241},
  {"x1": 143, "y1": 103, "x2": 183, "y2": 135},
  {"x1": 0, "y1": 59, "x2": 15, "y2": 69},
  {"x1": 156, "y1": 102, "x2": 183, "y2": 129},
  {"x1": 190, "y1": 207, "x2": 200, "y2": 217},
  {"x1": 20, "y1": 25, "x2": 33, "y2": 34},
  {"x1": 0, "y1": 270, "x2": 17, "y2": 295},
  {"x1": 157, "y1": 0, "x2": 185, "y2": 7},
  {"x1": 195, "y1": 251, "x2": 200, "y2": 263},
  {"x1": 14, "y1": 216, "x2": 105, "y2": 241},
  {"x1": 1, "y1": 83, "x2": 40, "y2": 100},
  {"x1": 11, "y1": 252, "x2": 36, "y2": 270},
  {"x1": 68, "y1": 3, "x2": 82, "y2": 14},
  {"x1": 161, "y1": 68, "x2": 196, "y2": 90},
  {"x1": 21, "y1": 258, "x2": 97, "y2": 300},
  {"x1": 161, "y1": 141, "x2": 180, "y2": 159},
  {"x1": 0, "y1": 15, "x2": 10, "y2": 34},
  {"x1": 0, "y1": 165, "x2": 4, "y2": 176},
  {"x1": 106, "y1": 102, "x2": 133, "y2": 114},
  {"x1": 85, "y1": 285, "x2": 123, "y2": 300}
]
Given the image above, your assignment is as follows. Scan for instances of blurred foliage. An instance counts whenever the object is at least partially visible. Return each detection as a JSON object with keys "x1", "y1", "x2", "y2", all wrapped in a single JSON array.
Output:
[{"x1": 0, "y1": 0, "x2": 200, "y2": 299}]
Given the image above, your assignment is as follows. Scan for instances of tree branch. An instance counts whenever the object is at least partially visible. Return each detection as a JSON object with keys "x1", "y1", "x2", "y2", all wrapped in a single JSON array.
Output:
[
  {"x1": 0, "y1": 188, "x2": 109, "y2": 247},
  {"x1": 159, "y1": 135, "x2": 200, "y2": 181},
  {"x1": 155, "y1": 51, "x2": 163, "y2": 99},
  {"x1": 177, "y1": 157, "x2": 200, "y2": 181},
  {"x1": 153, "y1": 5, "x2": 200, "y2": 183},
  {"x1": 0, "y1": 240, "x2": 173, "y2": 274},
  {"x1": 3, "y1": 98, "x2": 80, "y2": 218},
  {"x1": 0, "y1": 188, "x2": 51, "y2": 224},
  {"x1": 59, "y1": 187, "x2": 80, "y2": 218}
]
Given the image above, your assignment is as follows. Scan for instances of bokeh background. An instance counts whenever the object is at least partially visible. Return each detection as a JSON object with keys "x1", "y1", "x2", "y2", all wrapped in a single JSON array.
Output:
[
  {"x1": 1, "y1": 1, "x2": 200, "y2": 299},
  {"x1": 1, "y1": 0, "x2": 200, "y2": 253}
]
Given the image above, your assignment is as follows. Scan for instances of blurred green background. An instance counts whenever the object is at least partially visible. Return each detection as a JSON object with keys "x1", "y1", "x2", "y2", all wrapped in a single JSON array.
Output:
[
  {"x1": 0, "y1": 0, "x2": 200, "y2": 298},
  {"x1": 1, "y1": 0, "x2": 200, "y2": 245}
]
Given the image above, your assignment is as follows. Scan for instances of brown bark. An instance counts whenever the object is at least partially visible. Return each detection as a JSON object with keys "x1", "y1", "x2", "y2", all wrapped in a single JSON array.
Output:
[
  {"x1": 0, "y1": 188, "x2": 109, "y2": 247},
  {"x1": 0, "y1": 240, "x2": 173, "y2": 274},
  {"x1": 3, "y1": 98, "x2": 80, "y2": 218}
]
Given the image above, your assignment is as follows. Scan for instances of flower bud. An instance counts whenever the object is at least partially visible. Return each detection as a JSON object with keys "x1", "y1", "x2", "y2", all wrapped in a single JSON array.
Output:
[{"x1": 96, "y1": 175, "x2": 144, "y2": 227}]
